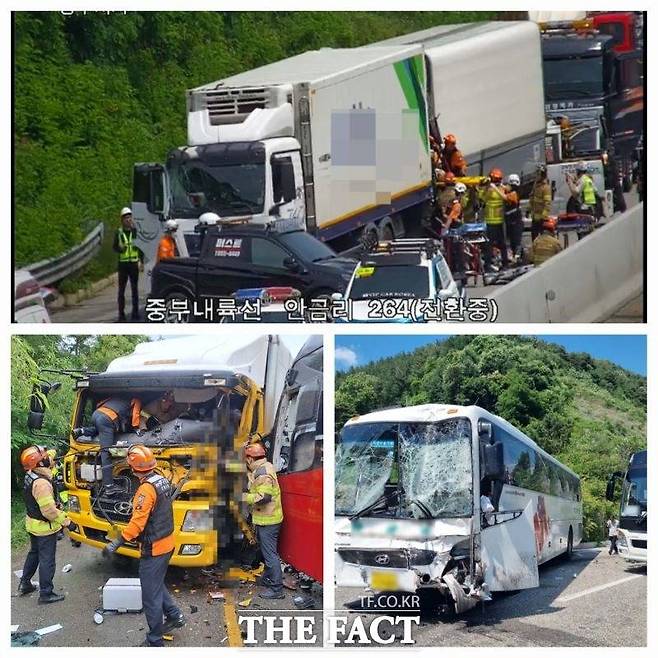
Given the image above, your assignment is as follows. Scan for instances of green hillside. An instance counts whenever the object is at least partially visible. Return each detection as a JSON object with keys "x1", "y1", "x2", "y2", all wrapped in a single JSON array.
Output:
[
  {"x1": 335, "y1": 336, "x2": 646, "y2": 541},
  {"x1": 14, "y1": 10, "x2": 497, "y2": 290}
]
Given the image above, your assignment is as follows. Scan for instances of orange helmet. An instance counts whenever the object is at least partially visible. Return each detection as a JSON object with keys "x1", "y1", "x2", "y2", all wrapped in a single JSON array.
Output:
[
  {"x1": 444, "y1": 133, "x2": 457, "y2": 145},
  {"x1": 444, "y1": 172, "x2": 456, "y2": 184},
  {"x1": 127, "y1": 444, "x2": 156, "y2": 472},
  {"x1": 543, "y1": 218, "x2": 557, "y2": 232},
  {"x1": 20, "y1": 445, "x2": 51, "y2": 471},
  {"x1": 244, "y1": 443, "x2": 266, "y2": 459},
  {"x1": 489, "y1": 168, "x2": 504, "y2": 182}
]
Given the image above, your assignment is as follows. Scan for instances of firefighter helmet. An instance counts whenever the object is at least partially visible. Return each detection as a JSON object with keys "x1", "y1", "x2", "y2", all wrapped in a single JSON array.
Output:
[
  {"x1": 20, "y1": 445, "x2": 51, "y2": 471},
  {"x1": 543, "y1": 217, "x2": 557, "y2": 232},
  {"x1": 454, "y1": 182, "x2": 467, "y2": 194},
  {"x1": 489, "y1": 168, "x2": 504, "y2": 182},
  {"x1": 508, "y1": 174, "x2": 521, "y2": 187},
  {"x1": 127, "y1": 445, "x2": 157, "y2": 472},
  {"x1": 443, "y1": 133, "x2": 457, "y2": 145}
]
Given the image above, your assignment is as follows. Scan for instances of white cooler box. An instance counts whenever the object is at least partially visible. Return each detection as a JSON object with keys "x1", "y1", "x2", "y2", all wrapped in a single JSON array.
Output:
[{"x1": 102, "y1": 578, "x2": 143, "y2": 612}]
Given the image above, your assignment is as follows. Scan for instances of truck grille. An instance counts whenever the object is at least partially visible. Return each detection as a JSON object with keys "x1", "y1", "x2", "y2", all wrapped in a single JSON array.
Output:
[
  {"x1": 202, "y1": 87, "x2": 269, "y2": 126},
  {"x1": 92, "y1": 495, "x2": 133, "y2": 524}
]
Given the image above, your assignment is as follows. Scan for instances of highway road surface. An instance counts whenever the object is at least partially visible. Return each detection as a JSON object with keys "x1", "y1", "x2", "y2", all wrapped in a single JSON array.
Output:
[
  {"x1": 11, "y1": 537, "x2": 321, "y2": 647},
  {"x1": 333, "y1": 547, "x2": 646, "y2": 647}
]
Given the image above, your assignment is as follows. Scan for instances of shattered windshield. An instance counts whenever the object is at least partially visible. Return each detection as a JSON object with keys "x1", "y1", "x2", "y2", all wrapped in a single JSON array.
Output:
[{"x1": 335, "y1": 418, "x2": 473, "y2": 519}]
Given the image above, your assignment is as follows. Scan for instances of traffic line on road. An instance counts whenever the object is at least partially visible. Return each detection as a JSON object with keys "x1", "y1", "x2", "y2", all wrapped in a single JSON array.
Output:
[
  {"x1": 223, "y1": 590, "x2": 243, "y2": 647},
  {"x1": 555, "y1": 574, "x2": 643, "y2": 603}
]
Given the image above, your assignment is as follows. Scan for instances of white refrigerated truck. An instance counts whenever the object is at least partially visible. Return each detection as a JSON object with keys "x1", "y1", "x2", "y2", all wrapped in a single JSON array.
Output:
[{"x1": 132, "y1": 21, "x2": 545, "y2": 264}]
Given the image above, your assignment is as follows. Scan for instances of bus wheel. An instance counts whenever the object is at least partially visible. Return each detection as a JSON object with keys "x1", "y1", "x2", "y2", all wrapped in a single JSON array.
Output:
[{"x1": 565, "y1": 528, "x2": 574, "y2": 559}]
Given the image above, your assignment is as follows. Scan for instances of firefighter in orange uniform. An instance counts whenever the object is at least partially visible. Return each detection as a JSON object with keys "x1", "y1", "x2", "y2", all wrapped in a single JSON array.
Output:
[
  {"x1": 102, "y1": 445, "x2": 185, "y2": 646},
  {"x1": 156, "y1": 220, "x2": 179, "y2": 262},
  {"x1": 442, "y1": 133, "x2": 468, "y2": 176}
]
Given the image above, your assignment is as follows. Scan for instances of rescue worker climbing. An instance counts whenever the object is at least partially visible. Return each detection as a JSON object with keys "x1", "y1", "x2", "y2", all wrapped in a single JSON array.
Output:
[
  {"x1": 114, "y1": 207, "x2": 144, "y2": 322},
  {"x1": 156, "y1": 220, "x2": 179, "y2": 262},
  {"x1": 72, "y1": 397, "x2": 152, "y2": 496},
  {"x1": 478, "y1": 168, "x2": 510, "y2": 271},
  {"x1": 529, "y1": 165, "x2": 552, "y2": 241},
  {"x1": 504, "y1": 174, "x2": 524, "y2": 261},
  {"x1": 567, "y1": 161, "x2": 597, "y2": 217},
  {"x1": 442, "y1": 134, "x2": 467, "y2": 176},
  {"x1": 18, "y1": 445, "x2": 76, "y2": 604},
  {"x1": 102, "y1": 445, "x2": 185, "y2": 647},
  {"x1": 531, "y1": 218, "x2": 562, "y2": 267},
  {"x1": 243, "y1": 442, "x2": 285, "y2": 600},
  {"x1": 443, "y1": 181, "x2": 467, "y2": 277}
]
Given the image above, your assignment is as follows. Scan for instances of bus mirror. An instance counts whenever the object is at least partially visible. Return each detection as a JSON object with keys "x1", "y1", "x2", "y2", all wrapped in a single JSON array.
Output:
[
  {"x1": 478, "y1": 420, "x2": 493, "y2": 443},
  {"x1": 606, "y1": 471, "x2": 623, "y2": 501},
  {"x1": 483, "y1": 441, "x2": 504, "y2": 481},
  {"x1": 27, "y1": 411, "x2": 45, "y2": 431}
]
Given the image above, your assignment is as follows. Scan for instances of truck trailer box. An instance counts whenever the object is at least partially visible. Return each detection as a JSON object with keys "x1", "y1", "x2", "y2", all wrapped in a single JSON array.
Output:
[
  {"x1": 372, "y1": 21, "x2": 547, "y2": 182},
  {"x1": 187, "y1": 45, "x2": 432, "y2": 241}
]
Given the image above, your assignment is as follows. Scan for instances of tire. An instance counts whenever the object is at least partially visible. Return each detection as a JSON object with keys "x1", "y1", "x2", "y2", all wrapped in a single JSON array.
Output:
[
  {"x1": 380, "y1": 224, "x2": 394, "y2": 242},
  {"x1": 563, "y1": 527, "x2": 574, "y2": 560}
]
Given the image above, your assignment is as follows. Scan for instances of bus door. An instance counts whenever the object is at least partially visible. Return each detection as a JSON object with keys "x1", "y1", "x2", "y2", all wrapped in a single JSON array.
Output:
[{"x1": 480, "y1": 502, "x2": 539, "y2": 592}]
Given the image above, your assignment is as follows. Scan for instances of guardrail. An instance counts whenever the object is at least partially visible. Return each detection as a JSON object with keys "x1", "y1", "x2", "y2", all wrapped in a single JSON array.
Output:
[
  {"x1": 24, "y1": 222, "x2": 105, "y2": 287},
  {"x1": 487, "y1": 203, "x2": 644, "y2": 322}
]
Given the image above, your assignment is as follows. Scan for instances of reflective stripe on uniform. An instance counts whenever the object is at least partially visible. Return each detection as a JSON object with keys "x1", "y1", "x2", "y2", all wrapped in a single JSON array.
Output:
[
  {"x1": 581, "y1": 175, "x2": 596, "y2": 206},
  {"x1": 247, "y1": 461, "x2": 283, "y2": 526},
  {"x1": 479, "y1": 187, "x2": 505, "y2": 225},
  {"x1": 118, "y1": 229, "x2": 140, "y2": 263}
]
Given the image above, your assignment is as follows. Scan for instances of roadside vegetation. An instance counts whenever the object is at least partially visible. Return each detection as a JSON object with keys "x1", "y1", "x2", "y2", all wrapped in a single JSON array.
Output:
[
  {"x1": 14, "y1": 11, "x2": 498, "y2": 287},
  {"x1": 335, "y1": 336, "x2": 646, "y2": 541}
]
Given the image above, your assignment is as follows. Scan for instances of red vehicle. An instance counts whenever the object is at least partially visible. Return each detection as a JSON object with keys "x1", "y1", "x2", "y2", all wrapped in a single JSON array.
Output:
[
  {"x1": 269, "y1": 336, "x2": 323, "y2": 583},
  {"x1": 590, "y1": 12, "x2": 643, "y2": 53}
]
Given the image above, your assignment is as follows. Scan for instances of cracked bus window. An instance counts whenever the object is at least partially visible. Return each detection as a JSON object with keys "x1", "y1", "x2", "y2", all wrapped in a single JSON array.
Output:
[
  {"x1": 335, "y1": 423, "x2": 396, "y2": 515},
  {"x1": 336, "y1": 418, "x2": 473, "y2": 519}
]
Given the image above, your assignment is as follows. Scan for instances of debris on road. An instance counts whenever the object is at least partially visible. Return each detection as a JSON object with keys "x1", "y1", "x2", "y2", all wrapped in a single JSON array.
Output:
[
  {"x1": 292, "y1": 594, "x2": 316, "y2": 610},
  {"x1": 189, "y1": 605, "x2": 198, "y2": 614},
  {"x1": 62, "y1": 564, "x2": 73, "y2": 573},
  {"x1": 10, "y1": 625, "x2": 19, "y2": 632},
  {"x1": 11, "y1": 631, "x2": 41, "y2": 647},
  {"x1": 35, "y1": 623, "x2": 63, "y2": 636},
  {"x1": 238, "y1": 597, "x2": 252, "y2": 607},
  {"x1": 163, "y1": 634, "x2": 174, "y2": 641},
  {"x1": 208, "y1": 591, "x2": 225, "y2": 602}
]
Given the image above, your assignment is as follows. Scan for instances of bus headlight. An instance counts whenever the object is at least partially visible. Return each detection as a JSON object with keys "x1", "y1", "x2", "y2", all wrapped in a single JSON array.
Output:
[
  {"x1": 68, "y1": 495, "x2": 80, "y2": 513},
  {"x1": 180, "y1": 544, "x2": 202, "y2": 556},
  {"x1": 181, "y1": 509, "x2": 213, "y2": 532}
]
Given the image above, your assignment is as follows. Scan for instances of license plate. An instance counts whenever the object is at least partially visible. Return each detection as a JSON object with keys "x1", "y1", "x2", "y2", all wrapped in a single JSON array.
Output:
[{"x1": 370, "y1": 570, "x2": 399, "y2": 591}]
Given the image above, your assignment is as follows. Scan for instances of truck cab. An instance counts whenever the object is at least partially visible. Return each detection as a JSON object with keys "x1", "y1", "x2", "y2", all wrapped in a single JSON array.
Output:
[
  {"x1": 28, "y1": 335, "x2": 292, "y2": 567},
  {"x1": 539, "y1": 23, "x2": 643, "y2": 195}
]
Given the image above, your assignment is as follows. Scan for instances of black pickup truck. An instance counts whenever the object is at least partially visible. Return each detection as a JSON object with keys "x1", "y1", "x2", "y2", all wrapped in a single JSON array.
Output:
[{"x1": 150, "y1": 225, "x2": 357, "y2": 307}]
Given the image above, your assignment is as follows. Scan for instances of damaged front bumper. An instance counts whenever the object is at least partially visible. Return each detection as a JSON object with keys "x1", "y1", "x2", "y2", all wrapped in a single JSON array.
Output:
[{"x1": 335, "y1": 521, "x2": 490, "y2": 614}]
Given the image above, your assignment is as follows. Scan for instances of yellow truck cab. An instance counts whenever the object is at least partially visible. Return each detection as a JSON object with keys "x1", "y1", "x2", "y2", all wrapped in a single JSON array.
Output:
[{"x1": 37, "y1": 335, "x2": 291, "y2": 567}]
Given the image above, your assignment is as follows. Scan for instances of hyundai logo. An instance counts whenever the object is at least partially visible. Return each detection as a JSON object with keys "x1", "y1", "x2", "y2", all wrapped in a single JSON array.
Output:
[
  {"x1": 374, "y1": 554, "x2": 390, "y2": 566},
  {"x1": 113, "y1": 501, "x2": 133, "y2": 515}
]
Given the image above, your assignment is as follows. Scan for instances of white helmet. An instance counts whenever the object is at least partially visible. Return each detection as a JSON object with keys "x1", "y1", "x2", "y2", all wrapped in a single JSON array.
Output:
[
  {"x1": 120, "y1": 207, "x2": 132, "y2": 217},
  {"x1": 507, "y1": 174, "x2": 520, "y2": 187},
  {"x1": 198, "y1": 212, "x2": 220, "y2": 225},
  {"x1": 454, "y1": 182, "x2": 467, "y2": 194},
  {"x1": 164, "y1": 219, "x2": 178, "y2": 232},
  {"x1": 577, "y1": 161, "x2": 588, "y2": 172}
]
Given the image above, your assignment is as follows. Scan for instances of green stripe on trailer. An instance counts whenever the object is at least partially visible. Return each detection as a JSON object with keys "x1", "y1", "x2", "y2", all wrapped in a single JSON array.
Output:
[{"x1": 394, "y1": 55, "x2": 429, "y2": 153}]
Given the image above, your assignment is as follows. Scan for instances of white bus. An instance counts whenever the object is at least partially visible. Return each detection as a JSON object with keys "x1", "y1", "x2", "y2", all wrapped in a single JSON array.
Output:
[
  {"x1": 607, "y1": 450, "x2": 647, "y2": 563},
  {"x1": 334, "y1": 404, "x2": 583, "y2": 614}
]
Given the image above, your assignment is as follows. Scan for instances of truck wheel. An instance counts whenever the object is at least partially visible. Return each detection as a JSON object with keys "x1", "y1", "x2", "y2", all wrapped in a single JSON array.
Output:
[{"x1": 164, "y1": 292, "x2": 193, "y2": 323}]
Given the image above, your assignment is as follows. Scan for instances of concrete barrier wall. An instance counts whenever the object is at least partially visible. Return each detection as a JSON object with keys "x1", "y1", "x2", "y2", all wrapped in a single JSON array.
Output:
[{"x1": 488, "y1": 204, "x2": 644, "y2": 323}]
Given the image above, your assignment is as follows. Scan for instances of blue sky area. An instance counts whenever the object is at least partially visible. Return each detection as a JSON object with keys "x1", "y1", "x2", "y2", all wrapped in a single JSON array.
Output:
[{"x1": 335, "y1": 335, "x2": 647, "y2": 376}]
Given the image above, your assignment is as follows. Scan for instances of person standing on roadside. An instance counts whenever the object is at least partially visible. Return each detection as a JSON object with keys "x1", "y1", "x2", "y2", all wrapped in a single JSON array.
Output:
[
  {"x1": 606, "y1": 517, "x2": 620, "y2": 555},
  {"x1": 114, "y1": 207, "x2": 144, "y2": 322}
]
